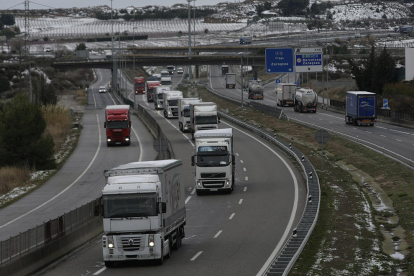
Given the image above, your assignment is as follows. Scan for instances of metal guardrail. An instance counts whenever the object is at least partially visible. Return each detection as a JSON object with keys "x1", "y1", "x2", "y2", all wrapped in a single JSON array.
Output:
[{"x1": 0, "y1": 198, "x2": 100, "y2": 266}]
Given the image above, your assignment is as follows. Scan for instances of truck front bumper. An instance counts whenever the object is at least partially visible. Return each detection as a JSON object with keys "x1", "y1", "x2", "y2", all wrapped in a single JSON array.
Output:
[{"x1": 195, "y1": 178, "x2": 232, "y2": 191}]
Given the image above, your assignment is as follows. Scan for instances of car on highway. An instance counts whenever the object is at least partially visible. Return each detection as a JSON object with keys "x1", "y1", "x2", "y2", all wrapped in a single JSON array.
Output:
[
  {"x1": 44, "y1": 46, "x2": 52, "y2": 52},
  {"x1": 99, "y1": 86, "x2": 107, "y2": 93},
  {"x1": 177, "y1": 67, "x2": 184, "y2": 74}
]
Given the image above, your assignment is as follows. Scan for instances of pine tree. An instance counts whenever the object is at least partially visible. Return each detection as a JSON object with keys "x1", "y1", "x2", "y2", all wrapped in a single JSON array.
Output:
[
  {"x1": 372, "y1": 47, "x2": 396, "y2": 95},
  {"x1": 0, "y1": 93, "x2": 55, "y2": 169}
]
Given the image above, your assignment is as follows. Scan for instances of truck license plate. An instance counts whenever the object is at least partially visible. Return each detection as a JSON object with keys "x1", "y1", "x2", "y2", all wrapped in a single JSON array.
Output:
[
  {"x1": 210, "y1": 188, "x2": 218, "y2": 191},
  {"x1": 363, "y1": 120, "x2": 371, "y2": 123}
]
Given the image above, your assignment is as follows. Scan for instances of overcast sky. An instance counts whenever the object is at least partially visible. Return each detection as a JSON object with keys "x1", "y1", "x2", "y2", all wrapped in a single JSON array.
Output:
[{"x1": 1, "y1": 0, "x2": 228, "y2": 10}]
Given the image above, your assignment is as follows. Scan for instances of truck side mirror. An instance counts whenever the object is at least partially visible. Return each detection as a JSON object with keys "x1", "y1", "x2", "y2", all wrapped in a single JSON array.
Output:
[
  {"x1": 157, "y1": 202, "x2": 167, "y2": 214},
  {"x1": 191, "y1": 156, "x2": 195, "y2": 166},
  {"x1": 104, "y1": 122, "x2": 106, "y2": 128},
  {"x1": 129, "y1": 122, "x2": 131, "y2": 127},
  {"x1": 94, "y1": 205, "x2": 102, "y2": 216},
  {"x1": 218, "y1": 117, "x2": 221, "y2": 123},
  {"x1": 232, "y1": 155, "x2": 235, "y2": 165}
]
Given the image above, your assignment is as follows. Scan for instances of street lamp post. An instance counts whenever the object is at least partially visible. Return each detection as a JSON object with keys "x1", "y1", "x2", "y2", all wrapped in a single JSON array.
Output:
[
  {"x1": 241, "y1": 54, "x2": 244, "y2": 107},
  {"x1": 193, "y1": 0, "x2": 196, "y2": 47},
  {"x1": 187, "y1": 0, "x2": 192, "y2": 83},
  {"x1": 111, "y1": 0, "x2": 116, "y2": 94}
]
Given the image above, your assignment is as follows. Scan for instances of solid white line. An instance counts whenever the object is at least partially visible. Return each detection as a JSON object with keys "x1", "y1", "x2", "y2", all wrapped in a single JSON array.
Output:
[
  {"x1": 236, "y1": 153, "x2": 239, "y2": 156},
  {"x1": 240, "y1": 160, "x2": 244, "y2": 163},
  {"x1": 218, "y1": 122, "x2": 298, "y2": 276},
  {"x1": 380, "y1": 135, "x2": 386, "y2": 137},
  {"x1": 366, "y1": 131, "x2": 371, "y2": 133},
  {"x1": 239, "y1": 199, "x2": 243, "y2": 204},
  {"x1": 190, "y1": 251, "x2": 203, "y2": 261},
  {"x1": 214, "y1": 230, "x2": 222, "y2": 238},
  {"x1": 396, "y1": 139, "x2": 402, "y2": 142},
  {"x1": 229, "y1": 213, "x2": 235, "y2": 220},
  {"x1": 191, "y1": 188, "x2": 196, "y2": 195},
  {"x1": 185, "y1": 196, "x2": 191, "y2": 204},
  {"x1": 243, "y1": 168, "x2": 246, "y2": 171},
  {"x1": 93, "y1": 267, "x2": 106, "y2": 275},
  {"x1": 0, "y1": 115, "x2": 102, "y2": 230},
  {"x1": 131, "y1": 127, "x2": 143, "y2": 162},
  {"x1": 243, "y1": 187, "x2": 247, "y2": 192},
  {"x1": 92, "y1": 87, "x2": 97, "y2": 108},
  {"x1": 245, "y1": 176, "x2": 248, "y2": 181}
]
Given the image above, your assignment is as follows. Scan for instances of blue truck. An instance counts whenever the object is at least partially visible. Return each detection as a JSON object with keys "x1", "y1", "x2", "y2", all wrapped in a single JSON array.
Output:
[{"x1": 345, "y1": 91, "x2": 377, "y2": 126}]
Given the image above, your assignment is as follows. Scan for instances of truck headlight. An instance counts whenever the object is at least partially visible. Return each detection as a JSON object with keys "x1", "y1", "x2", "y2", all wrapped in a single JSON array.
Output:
[
  {"x1": 149, "y1": 234, "x2": 155, "y2": 247},
  {"x1": 108, "y1": 236, "x2": 114, "y2": 248},
  {"x1": 125, "y1": 137, "x2": 130, "y2": 141},
  {"x1": 168, "y1": 111, "x2": 172, "y2": 115},
  {"x1": 107, "y1": 138, "x2": 111, "y2": 142},
  {"x1": 197, "y1": 181, "x2": 202, "y2": 188},
  {"x1": 225, "y1": 180, "x2": 230, "y2": 187}
]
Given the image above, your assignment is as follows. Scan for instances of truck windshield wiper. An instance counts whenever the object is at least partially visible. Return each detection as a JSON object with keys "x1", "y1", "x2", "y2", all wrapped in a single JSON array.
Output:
[{"x1": 109, "y1": 213, "x2": 149, "y2": 218}]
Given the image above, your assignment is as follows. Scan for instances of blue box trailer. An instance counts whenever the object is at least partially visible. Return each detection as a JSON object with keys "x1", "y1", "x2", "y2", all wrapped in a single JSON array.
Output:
[{"x1": 345, "y1": 91, "x2": 377, "y2": 126}]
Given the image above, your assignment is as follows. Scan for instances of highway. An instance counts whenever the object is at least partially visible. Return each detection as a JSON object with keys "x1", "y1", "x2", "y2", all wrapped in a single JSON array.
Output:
[{"x1": 34, "y1": 68, "x2": 306, "y2": 276}]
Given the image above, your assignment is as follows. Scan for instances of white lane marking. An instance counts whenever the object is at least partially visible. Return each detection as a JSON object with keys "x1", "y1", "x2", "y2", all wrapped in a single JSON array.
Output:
[
  {"x1": 218, "y1": 122, "x2": 298, "y2": 276},
  {"x1": 243, "y1": 168, "x2": 246, "y2": 171},
  {"x1": 93, "y1": 267, "x2": 106, "y2": 275},
  {"x1": 236, "y1": 153, "x2": 239, "y2": 156},
  {"x1": 190, "y1": 251, "x2": 203, "y2": 261},
  {"x1": 366, "y1": 131, "x2": 372, "y2": 133},
  {"x1": 380, "y1": 135, "x2": 386, "y2": 138},
  {"x1": 191, "y1": 188, "x2": 196, "y2": 195},
  {"x1": 214, "y1": 230, "x2": 222, "y2": 238},
  {"x1": 245, "y1": 176, "x2": 248, "y2": 181},
  {"x1": 92, "y1": 87, "x2": 97, "y2": 108},
  {"x1": 239, "y1": 199, "x2": 243, "y2": 204},
  {"x1": 0, "y1": 115, "x2": 102, "y2": 230},
  {"x1": 240, "y1": 160, "x2": 244, "y2": 163},
  {"x1": 243, "y1": 187, "x2": 247, "y2": 192},
  {"x1": 185, "y1": 196, "x2": 191, "y2": 204},
  {"x1": 377, "y1": 125, "x2": 411, "y2": 135},
  {"x1": 396, "y1": 139, "x2": 402, "y2": 142},
  {"x1": 229, "y1": 213, "x2": 235, "y2": 220}
]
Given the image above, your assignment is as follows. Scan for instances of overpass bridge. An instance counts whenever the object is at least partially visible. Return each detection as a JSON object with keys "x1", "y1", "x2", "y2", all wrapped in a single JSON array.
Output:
[
  {"x1": 127, "y1": 45, "x2": 265, "y2": 54},
  {"x1": 51, "y1": 55, "x2": 266, "y2": 71}
]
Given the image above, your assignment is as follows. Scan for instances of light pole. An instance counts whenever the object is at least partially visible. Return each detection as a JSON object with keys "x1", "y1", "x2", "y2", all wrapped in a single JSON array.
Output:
[
  {"x1": 241, "y1": 53, "x2": 244, "y2": 107},
  {"x1": 193, "y1": 0, "x2": 196, "y2": 47},
  {"x1": 187, "y1": 0, "x2": 192, "y2": 83},
  {"x1": 111, "y1": 0, "x2": 116, "y2": 94}
]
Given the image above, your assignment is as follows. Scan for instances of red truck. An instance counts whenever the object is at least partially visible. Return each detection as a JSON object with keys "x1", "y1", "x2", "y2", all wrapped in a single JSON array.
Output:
[
  {"x1": 135, "y1": 75, "x2": 145, "y2": 94},
  {"x1": 104, "y1": 105, "x2": 131, "y2": 146},
  {"x1": 146, "y1": 80, "x2": 161, "y2": 102}
]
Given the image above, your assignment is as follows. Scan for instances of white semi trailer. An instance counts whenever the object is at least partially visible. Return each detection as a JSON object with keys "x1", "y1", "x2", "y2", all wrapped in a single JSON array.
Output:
[
  {"x1": 276, "y1": 83, "x2": 297, "y2": 106},
  {"x1": 163, "y1": 91, "x2": 183, "y2": 118},
  {"x1": 192, "y1": 128, "x2": 235, "y2": 195},
  {"x1": 100, "y1": 160, "x2": 186, "y2": 267},
  {"x1": 189, "y1": 102, "x2": 219, "y2": 140},
  {"x1": 178, "y1": 98, "x2": 202, "y2": 132},
  {"x1": 293, "y1": 88, "x2": 318, "y2": 113}
]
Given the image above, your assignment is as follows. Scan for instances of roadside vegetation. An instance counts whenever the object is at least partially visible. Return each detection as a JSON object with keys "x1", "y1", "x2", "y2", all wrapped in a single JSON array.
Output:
[{"x1": 190, "y1": 85, "x2": 414, "y2": 274}]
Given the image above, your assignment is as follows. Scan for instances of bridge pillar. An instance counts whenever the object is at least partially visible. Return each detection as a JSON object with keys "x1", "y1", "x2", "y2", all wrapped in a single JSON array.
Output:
[
  {"x1": 195, "y1": 65, "x2": 199, "y2": 79},
  {"x1": 252, "y1": 66, "x2": 259, "y2": 80}
]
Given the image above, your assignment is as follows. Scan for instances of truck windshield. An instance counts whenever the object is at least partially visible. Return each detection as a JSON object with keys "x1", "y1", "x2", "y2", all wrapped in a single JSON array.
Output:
[
  {"x1": 103, "y1": 193, "x2": 157, "y2": 218},
  {"x1": 196, "y1": 151, "x2": 230, "y2": 167},
  {"x1": 136, "y1": 83, "x2": 144, "y2": 87},
  {"x1": 168, "y1": 100, "x2": 178, "y2": 106},
  {"x1": 195, "y1": 115, "x2": 217, "y2": 124},
  {"x1": 107, "y1": 121, "x2": 129, "y2": 129},
  {"x1": 183, "y1": 109, "x2": 190, "y2": 117},
  {"x1": 161, "y1": 81, "x2": 172, "y2": 85},
  {"x1": 157, "y1": 93, "x2": 163, "y2": 99}
]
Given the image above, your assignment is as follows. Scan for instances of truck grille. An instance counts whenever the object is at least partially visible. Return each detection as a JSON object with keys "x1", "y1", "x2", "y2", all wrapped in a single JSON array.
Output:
[
  {"x1": 203, "y1": 180, "x2": 225, "y2": 188},
  {"x1": 116, "y1": 236, "x2": 145, "y2": 252},
  {"x1": 201, "y1": 173, "x2": 226, "y2": 178},
  {"x1": 199, "y1": 126, "x2": 216, "y2": 130},
  {"x1": 172, "y1": 108, "x2": 178, "y2": 116},
  {"x1": 110, "y1": 131, "x2": 125, "y2": 141}
]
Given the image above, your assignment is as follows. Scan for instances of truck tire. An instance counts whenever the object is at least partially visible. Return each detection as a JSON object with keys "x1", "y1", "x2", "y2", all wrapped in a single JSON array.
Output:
[
  {"x1": 105, "y1": 261, "x2": 115, "y2": 268},
  {"x1": 156, "y1": 248, "x2": 164, "y2": 265},
  {"x1": 179, "y1": 123, "x2": 183, "y2": 132},
  {"x1": 173, "y1": 229, "x2": 181, "y2": 250},
  {"x1": 353, "y1": 119, "x2": 358, "y2": 126},
  {"x1": 166, "y1": 239, "x2": 172, "y2": 258},
  {"x1": 196, "y1": 189, "x2": 204, "y2": 196}
]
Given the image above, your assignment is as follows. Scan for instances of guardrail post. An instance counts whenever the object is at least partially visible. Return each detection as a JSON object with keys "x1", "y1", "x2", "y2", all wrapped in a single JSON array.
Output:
[{"x1": 9, "y1": 237, "x2": 11, "y2": 263}]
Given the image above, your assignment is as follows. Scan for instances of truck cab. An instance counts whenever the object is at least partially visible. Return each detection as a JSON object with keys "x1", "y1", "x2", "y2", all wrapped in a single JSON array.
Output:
[
  {"x1": 155, "y1": 86, "x2": 170, "y2": 110},
  {"x1": 104, "y1": 105, "x2": 131, "y2": 146},
  {"x1": 178, "y1": 98, "x2": 201, "y2": 132},
  {"x1": 192, "y1": 129, "x2": 235, "y2": 195},
  {"x1": 189, "y1": 102, "x2": 219, "y2": 140},
  {"x1": 146, "y1": 81, "x2": 161, "y2": 102},
  {"x1": 166, "y1": 65, "x2": 175, "y2": 75},
  {"x1": 135, "y1": 75, "x2": 145, "y2": 94},
  {"x1": 163, "y1": 91, "x2": 183, "y2": 119},
  {"x1": 160, "y1": 76, "x2": 172, "y2": 86}
]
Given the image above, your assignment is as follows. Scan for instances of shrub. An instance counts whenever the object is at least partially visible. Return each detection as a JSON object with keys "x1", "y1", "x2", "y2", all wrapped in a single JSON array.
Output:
[{"x1": 0, "y1": 166, "x2": 31, "y2": 195}]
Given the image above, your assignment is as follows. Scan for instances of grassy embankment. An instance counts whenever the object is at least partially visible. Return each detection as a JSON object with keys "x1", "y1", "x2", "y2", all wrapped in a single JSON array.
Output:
[
  {"x1": 187, "y1": 84, "x2": 414, "y2": 274},
  {"x1": 0, "y1": 90, "x2": 86, "y2": 207}
]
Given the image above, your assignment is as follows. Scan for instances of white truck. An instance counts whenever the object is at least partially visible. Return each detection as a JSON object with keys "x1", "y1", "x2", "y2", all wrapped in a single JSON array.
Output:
[
  {"x1": 294, "y1": 88, "x2": 318, "y2": 113},
  {"x1": 100, "y1": 160, "x2": 186, "y2": 267},
  {"x1": 160, "y1": 76, "x2": 172, "y2": 86},
  {"x1": 191, "y1": 128, "x2": 235, "y2": 195},
  {"x1": 225, "y1": 73, "x2": 236, "y2": 89},
  {"x1": 178, "y1": 98, "x2": 202, "y2": 133},
  {"x1": 154, "y1": 86, "x2": 171, "y2": 110},
  {"x1": 163, "y1": 91, "x2": 183, "y2": 119},
  {"x1": 276, "y1": 83, "x2": 297, "y2": 107},
  {"x1": 189, "y1": 102, "x2": 219, "y2": 140}
]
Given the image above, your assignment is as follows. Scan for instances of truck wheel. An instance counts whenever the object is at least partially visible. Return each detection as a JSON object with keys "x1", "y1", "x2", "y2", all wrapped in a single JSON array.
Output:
[
  {"x1": 173, "y1": 229, "x2": 181, "y2": 250},
  {"x1": 105, "y1": 261, "x2": 115, "y2": 268},
  {"x1": 179, "y1": 123, "x2": 183, "y2": 132},
  {"x1": 196, "y1": 189, "x2": 204, "y2": 196},
  {"x1": 156, "y1": 248, "x2": 164, "y2": 265},
  {"x1": 166, "y1": 239, "x2": 172, "y2": 258},
  {"x1": 370, "y1": 123, "x2": 374, "y2": 126},
  {"x1": 353, "y1": 119, "x2": 357, "y2": 126}
]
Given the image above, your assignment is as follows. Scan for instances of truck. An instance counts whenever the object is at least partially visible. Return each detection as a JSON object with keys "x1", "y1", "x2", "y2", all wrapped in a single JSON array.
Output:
[
  {"x1": 276, "y1": 83, "x2": 297, "y2": 106},
  {"x1": 163, "y1": 91, "x2": 183, "y2": 119},
  {"x1": 293, "y1": 87, "x2": 317, "y2": 113},
  {"x1": 104, "y1": 50, "x2": 112, "y2": 59},
  {"x1": 239, "y1": 36, "x2": 252, "y2": 44},
  {"x1": 189, "y1": 102, "x2": 219, "y2": 140},
  {"x1": 178, "y1": 98, "x2": 202, "y2": 133},
  {"x1": 345, "y1": 91, "x2": 377, "y2": 126},
  {"x1": 160, "y1": 76, "x2": 172, "y2": 86},
  {"x1": 191, "y1": 129, "x2": 235, "y2": 195},
  {"x1": 100, "y1": 160, "x2": 186, "y2": 267},
  {"x1": 247, "y1": 80, "x2": 264, "y2": 100},
  {"x1": 225, "y1": 73, "x2": 236, "y2": 89},
  {"x1": 134, "y1": 75, "x2": 145, "y2": 94},
  {"x1": 160, "y1": 70, "x2": 169, "y2": 77},
  {"x1": 167, "y1": 65, "x2": 175, "y2": 75},
  {"x1": 154, "y1": 86, "x2": 170, "y2": 110},
  {"x1": 146, "y1": 80, "x2": 161, "y2": 102},
  {"x1": 221, "y1": 65, "x2": 229, "y2": 76},
  {"x1": 104, "y1": 105, "x2": 131, "y2": 146}
]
